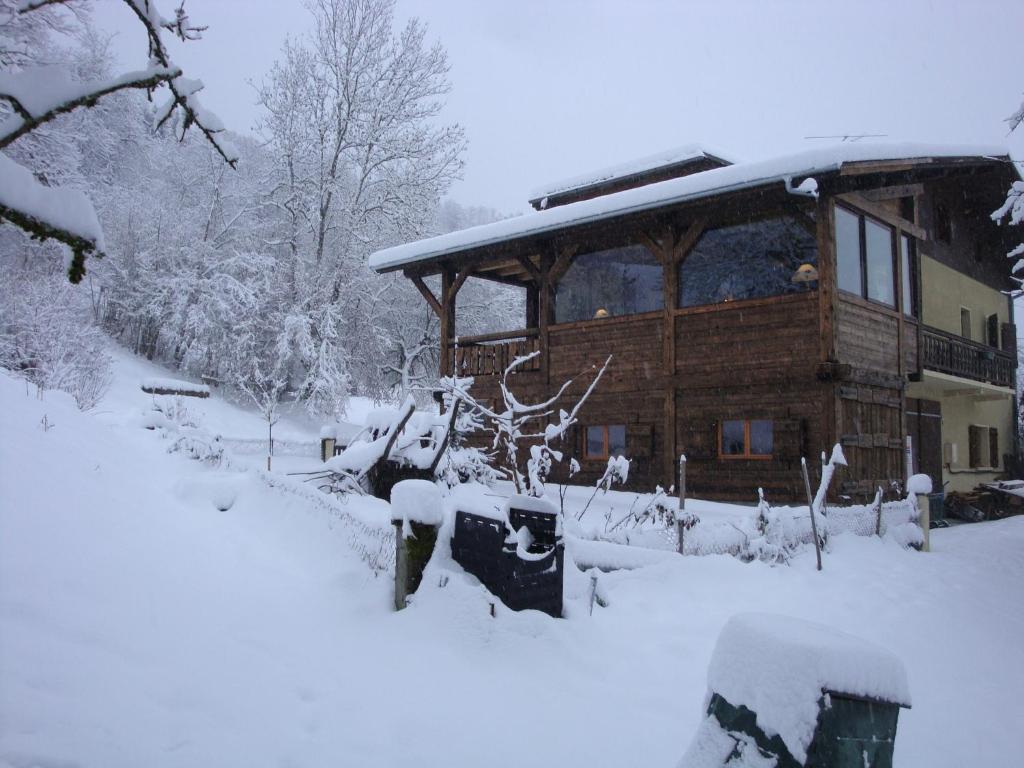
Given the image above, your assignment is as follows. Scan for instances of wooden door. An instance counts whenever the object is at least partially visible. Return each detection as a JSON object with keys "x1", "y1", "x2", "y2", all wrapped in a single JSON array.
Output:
[{"x1": 906, "y1": 398, "x2": 942, "y2": 490}]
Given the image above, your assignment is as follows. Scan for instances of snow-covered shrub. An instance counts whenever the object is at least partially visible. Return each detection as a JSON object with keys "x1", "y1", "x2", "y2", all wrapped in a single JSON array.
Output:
[
  {"x1": 142, "y1": 395, "x2": 226, "y2": 466},
  {"x1": 0, "y1": 272, "x2": 112, "y2": 410},
  {"x1": 573, "y1": 455, "x2": 630, "y2": 521},
  {"x1": 167, "y1": 431, "x2": 226, "y2": 465}
]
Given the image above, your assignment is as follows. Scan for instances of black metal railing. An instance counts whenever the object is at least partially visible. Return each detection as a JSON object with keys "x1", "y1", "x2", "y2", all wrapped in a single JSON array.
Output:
[{"x1": 921, "y1": 326, "x2": 1015, "y2": 388}]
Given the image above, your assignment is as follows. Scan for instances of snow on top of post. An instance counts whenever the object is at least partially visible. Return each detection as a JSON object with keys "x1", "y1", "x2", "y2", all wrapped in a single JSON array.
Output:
[
  {"x1": 706, "y1": 612, "x2": 911, "y2": 763},
  {"x1": 391, "y1": 479, "x2": 443, "y2": 529},
  {"x1": 368, "y1": 142, "x2": 1009, "y2": 273},
  {"x1": 526, "y1": 143, "x2": 736, "y2": 203},
  {"x1": 907, "y1": 473, "x2": 933, "y2": 495}
]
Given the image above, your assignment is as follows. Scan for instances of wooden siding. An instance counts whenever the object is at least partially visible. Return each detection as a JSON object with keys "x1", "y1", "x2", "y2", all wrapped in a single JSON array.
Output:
[
  {"x1": 674, "y1": 292, "x2": 826, "y2": 500},
  {"x1": 836, "y1": 296, "x2": 902, "y2": 374}
]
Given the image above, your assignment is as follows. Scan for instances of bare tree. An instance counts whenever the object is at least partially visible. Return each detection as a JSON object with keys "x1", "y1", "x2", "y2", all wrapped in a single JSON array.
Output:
[{"x1": 443, "y1": 353, "x2": 612, "y2": 497}]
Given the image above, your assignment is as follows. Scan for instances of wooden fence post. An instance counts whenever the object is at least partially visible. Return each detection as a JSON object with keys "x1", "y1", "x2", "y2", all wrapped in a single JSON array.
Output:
[
  {"x1": 801, "y1": 458, "x2": 823, "y2": 571},
  {"x1": 676, "y1": 454, "x2": 687, "y2": 554}
]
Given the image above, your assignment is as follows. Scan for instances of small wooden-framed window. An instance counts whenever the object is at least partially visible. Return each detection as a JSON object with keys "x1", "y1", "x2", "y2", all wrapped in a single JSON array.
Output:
[
  {"x1": 968, "y1": 425, "x2": 999, "y2": 469},
  {"x1": 584, "y1": 424, "x2": 627, "y2": 460},
  {"x1": 719, "y1": 419, "x2": 773, "y2": 459}
]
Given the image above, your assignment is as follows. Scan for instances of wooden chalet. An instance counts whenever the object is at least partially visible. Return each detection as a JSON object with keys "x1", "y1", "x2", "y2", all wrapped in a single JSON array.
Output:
[{"x1": 369, "y1": 143, "x2": 1021, "y2": 502}]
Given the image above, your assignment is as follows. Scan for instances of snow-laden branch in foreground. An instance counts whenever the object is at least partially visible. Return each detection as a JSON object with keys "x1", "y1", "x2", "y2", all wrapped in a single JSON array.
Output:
[
  {"x1": 122, "y1": 0, "x2": 238, "y2": 168},
  {"x1": 0, "y1": 0, "x2": 237, "y2": 282},
  {"x1": 0, "y1": 152, "x2": 102, "y2": 282},
  {"x1": 0, "y1": 64, "x2": 180, "y2": 149}
]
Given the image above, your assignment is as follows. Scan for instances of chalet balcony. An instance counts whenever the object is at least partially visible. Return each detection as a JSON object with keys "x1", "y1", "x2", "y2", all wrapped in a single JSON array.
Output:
[
  {"x1": 447, "y1": 329, "x2": 541, "y2": 377},
  {"x1": 921, "y1": 326, "x2": 1016, "y2": 389}
]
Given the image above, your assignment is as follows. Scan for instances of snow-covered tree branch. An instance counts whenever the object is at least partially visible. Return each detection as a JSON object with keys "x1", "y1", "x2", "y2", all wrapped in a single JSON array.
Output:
[{"x1": 0, "y1": 0, "x2": 235, "y2": 282}]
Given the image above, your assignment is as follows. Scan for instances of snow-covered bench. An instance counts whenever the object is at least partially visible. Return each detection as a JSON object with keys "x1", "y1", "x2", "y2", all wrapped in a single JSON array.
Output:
[{"x1": 140, "y1": 377, "x2": 210, "y2": 398}]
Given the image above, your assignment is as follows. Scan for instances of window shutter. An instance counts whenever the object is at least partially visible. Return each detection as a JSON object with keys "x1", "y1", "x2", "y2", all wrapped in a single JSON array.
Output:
[
  {"x1": 989, "y1": 428, "x2": 999, "y2": 469},
  {"x1": 683, "y1": 420, "x2": 716, "y2": 460},
  {"x1": 625, "y1": 423, "x2": 653, "y2": 458},
  {"x1": 1001, "y1": 322, "x2": 1016, "y2": 353},
  {"x1": 987, "y1": 314, "x2": 1000, "y2": 348},
  {"x1": 774, "y1": 418, "x2": 802, "y2": 461},
  {"x1": 969, "y1": 425, "x2": 984, "y2": 468}
]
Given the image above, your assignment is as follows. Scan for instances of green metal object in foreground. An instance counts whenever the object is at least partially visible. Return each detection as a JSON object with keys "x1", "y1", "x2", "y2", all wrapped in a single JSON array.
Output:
[{"x1": 707, "y1": 690, "x2": 904, "y2": 768}]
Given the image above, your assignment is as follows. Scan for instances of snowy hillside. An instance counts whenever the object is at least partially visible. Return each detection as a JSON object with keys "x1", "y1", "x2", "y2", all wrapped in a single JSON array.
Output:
[{"x1": 2, "y1": 350, "x2": 1024, "y2": 767}]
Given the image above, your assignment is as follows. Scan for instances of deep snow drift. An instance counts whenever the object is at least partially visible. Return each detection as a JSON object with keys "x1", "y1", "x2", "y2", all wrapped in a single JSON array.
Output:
[{"x1": 2, "y1": 349, "x2": 1023, "y2": 768}]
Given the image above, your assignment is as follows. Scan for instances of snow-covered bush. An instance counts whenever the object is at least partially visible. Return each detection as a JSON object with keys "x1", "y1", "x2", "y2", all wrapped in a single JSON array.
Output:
[
  {"x1": 0, "y1": 272, "x2": 112, "y2": 410},
  {"x1": 143, "y1": 395, "x2": 225, "y2": 465},
  {"x1": 573, "y1": 455, "x2": 630, "y2": 521}
]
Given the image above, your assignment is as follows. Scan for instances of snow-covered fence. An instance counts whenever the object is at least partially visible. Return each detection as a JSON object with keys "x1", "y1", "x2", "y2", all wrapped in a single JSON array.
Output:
[
  {"x1": 221, "y1": 437, "x2": 319, "y2": 458},
  {"x1": 256, "y1": 469, "x2": 395, "y2": 576},
  {"x1": 683, "y1": 498, "x2": 923, "y2": 560}
]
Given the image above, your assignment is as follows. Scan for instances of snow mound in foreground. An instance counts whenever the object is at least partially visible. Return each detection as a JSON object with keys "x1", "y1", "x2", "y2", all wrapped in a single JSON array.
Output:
[{"x1": 705, "y1": 613, "x2": 909, "y2": 762}]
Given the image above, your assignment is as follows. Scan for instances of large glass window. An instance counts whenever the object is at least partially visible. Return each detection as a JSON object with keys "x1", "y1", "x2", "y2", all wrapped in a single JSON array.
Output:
[
  {"x1": 864, "y1": 218, "x2": 895, "y2": 306},
  {"x1": 835, "y1": 206, "x2": 862, "y2": 295},
  {"x1": 678, "y1": 216, "x2": 818, "y2": 308},
  {"x1": 555, "y1": 244, "x2": 662, "y2": 323},
  {"x1": 835, "y1": 205, "x2": 897, "y2": 308}
]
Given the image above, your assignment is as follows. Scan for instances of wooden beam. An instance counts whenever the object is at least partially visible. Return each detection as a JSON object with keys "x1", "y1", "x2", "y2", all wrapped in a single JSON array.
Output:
[
  {"x1": 514, "y1": 254, "x2": 542, "y2": 283},
  {"x1": 840, "y1": 158, "x2": 931, "y2": 176},
  {"x1": 470, "y1": 270, "x2": 530, "y2": 288},
  {"x1": 636, "y1": 228, "x2": 662, "y2": 256},
  {"x1": 409, "y1": 274, "x2": 442, "y2": 318},
  {"x1": 835, "y1": 192, "x2": 926, "y2": 240},
  {"x1": 549, "y1": 245, "x2": 579, "y2": 285},
  {"x1": 673, "y1": 218, "x2": 707, "y2": 264},
  {"x1": 448, "y1": 267, "x2": 474, "y2": 302}
]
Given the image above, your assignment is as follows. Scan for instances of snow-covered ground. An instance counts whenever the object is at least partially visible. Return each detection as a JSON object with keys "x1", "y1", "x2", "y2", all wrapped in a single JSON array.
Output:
[{"x1": 2, "y1": 347, "x2": 1023, "y2": 767}]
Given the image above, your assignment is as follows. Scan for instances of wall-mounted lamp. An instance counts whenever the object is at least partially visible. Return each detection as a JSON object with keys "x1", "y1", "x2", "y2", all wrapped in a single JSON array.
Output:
[{"x1": 791, "y1": 263, "x2": 819, "y2": 284}]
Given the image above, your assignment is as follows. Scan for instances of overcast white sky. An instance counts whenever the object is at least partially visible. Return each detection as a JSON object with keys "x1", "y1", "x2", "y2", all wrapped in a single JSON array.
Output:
[{"x1": 93, "y1": 0, "x2": 1024, "y2": 214}]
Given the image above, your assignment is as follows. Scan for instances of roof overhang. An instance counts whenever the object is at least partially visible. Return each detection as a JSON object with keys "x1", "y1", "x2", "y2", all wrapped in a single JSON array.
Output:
[{"x1": 370, "y1": 143, "x2": 1011, "y2": 276}]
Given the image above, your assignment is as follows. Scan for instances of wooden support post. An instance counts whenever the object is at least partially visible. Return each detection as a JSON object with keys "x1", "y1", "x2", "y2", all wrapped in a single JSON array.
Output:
[
  {"x1": 676, "y1": 454, "x2": 687, "y2": 555},
  {"x1": 439, "y1": 268, "x2": 455, "y2": 377},
  {"x1": 816, "y1": 195, "x2": 840, "y2": 457},
  {"x1": 538, "y1": 250, "x2": 555, "y2": 385},
  {"x1": 661, "y1": 226, "x2": 678, "y2": 488}
]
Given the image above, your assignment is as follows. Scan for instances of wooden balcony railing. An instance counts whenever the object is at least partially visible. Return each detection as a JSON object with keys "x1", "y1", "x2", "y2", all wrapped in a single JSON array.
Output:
[
  {"x1": 447, "y1": 329, "x2": 541, "y2": 377},
  {"x1": 921, "y1": 326, "x2": 1016, "y2": 388}
]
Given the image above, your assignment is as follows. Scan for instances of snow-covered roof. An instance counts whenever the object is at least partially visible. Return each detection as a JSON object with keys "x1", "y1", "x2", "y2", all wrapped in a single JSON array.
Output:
[
  {"x1": 369, "y1": 142, "x2": 1008, "y2": 273},
  {"x1": 527, "y1": 142, "x2": 736, "y2": 204}
]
